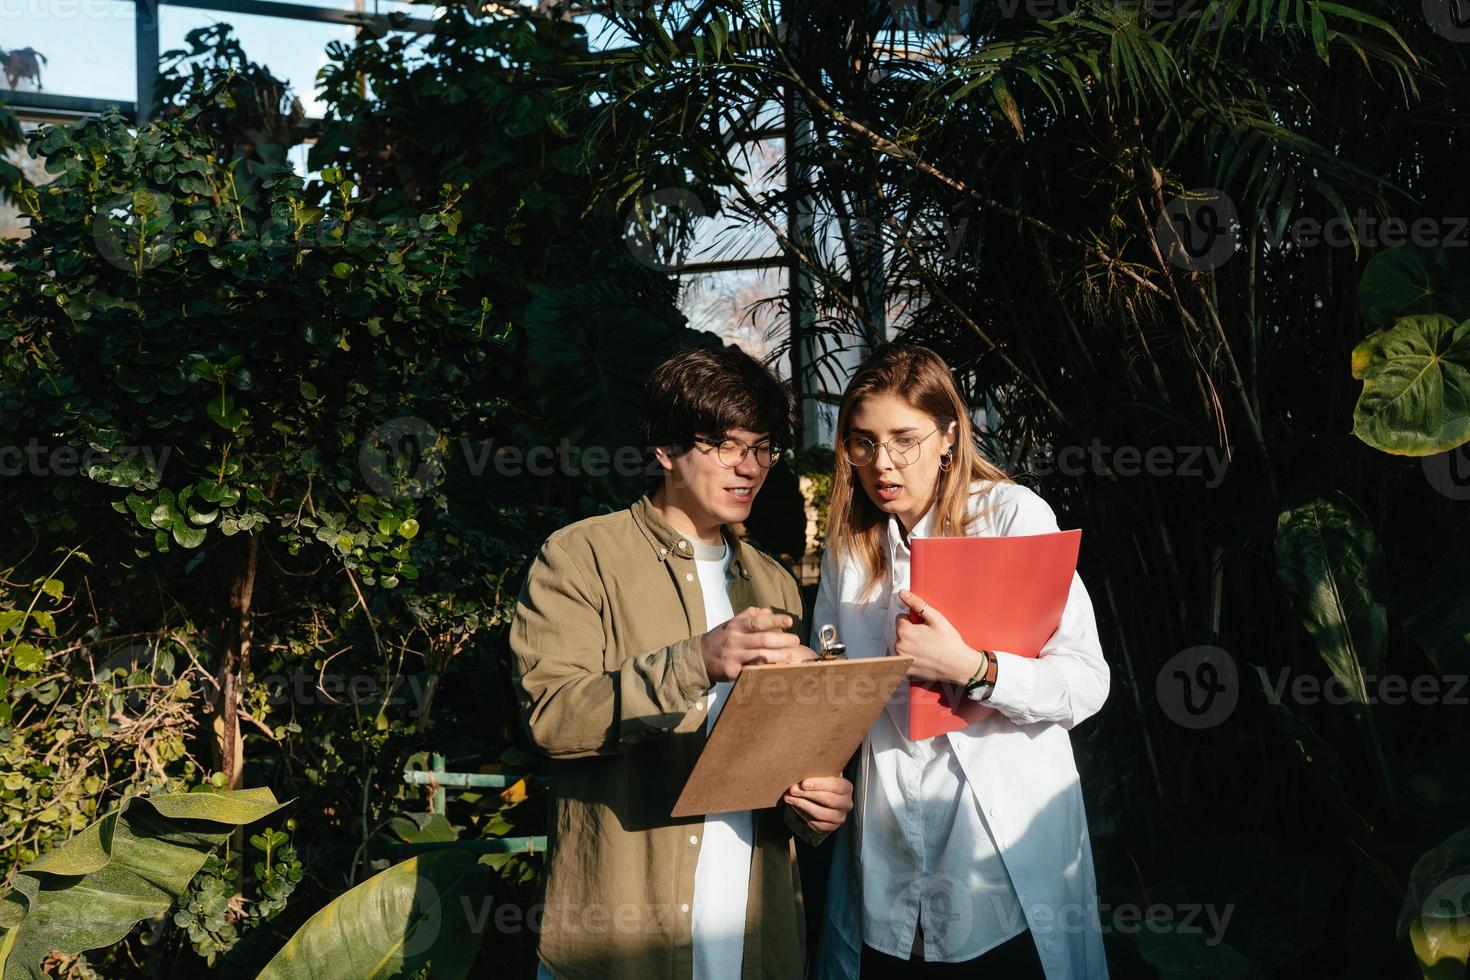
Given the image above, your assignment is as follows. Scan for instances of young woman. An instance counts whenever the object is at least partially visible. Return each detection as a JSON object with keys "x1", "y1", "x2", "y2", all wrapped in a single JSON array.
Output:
[{"x1": 809, "y1": 345, "x2": 1110, "y2": 980}]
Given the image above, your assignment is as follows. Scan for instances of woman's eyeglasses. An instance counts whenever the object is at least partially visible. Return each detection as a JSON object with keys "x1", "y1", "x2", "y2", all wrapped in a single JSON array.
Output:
[
  {"x1": 690, "y1": 434, "x2": 784, "y2": 469},
  {"x1": 843, "y1": 428, "x2": 941, "y2": 468}
]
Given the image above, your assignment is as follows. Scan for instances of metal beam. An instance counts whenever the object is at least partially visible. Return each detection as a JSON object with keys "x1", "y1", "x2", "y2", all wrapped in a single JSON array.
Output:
[
  {"x1": 136, "y1": 0, "x2": 160, "y2": 124},
  {"x1": 0, "y1": 91, "x2": 137, "y2": 123},
  {"x1": 675, "y1": 256, "x2": 785, "y2": 276},
  {"x1": 161, "y1": 0, "x2": 436, "y2": 31}
]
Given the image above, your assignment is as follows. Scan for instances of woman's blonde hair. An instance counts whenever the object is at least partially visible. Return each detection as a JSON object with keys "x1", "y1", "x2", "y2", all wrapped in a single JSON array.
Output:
[{"x1": 826, "y1": 344, "x2": 1012, "y2": 597}]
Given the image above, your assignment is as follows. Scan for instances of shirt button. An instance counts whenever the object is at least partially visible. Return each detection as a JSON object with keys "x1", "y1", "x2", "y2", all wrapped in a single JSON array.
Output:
[
  {"x1": 685, "y1": 572, "x2": 695, "y2": 581},
  {"x1": 680, "y1": 903, "x2": 690, "y2": 913},
  {"x1": 989, "y1": 807, "x2": 999, "y2": 817},
  {"x1": 689, "y1": 834, "x2": 698, "y2": 845},
  {"x1": 695, "y1": 701, "x2": 704, "y2": 710},
  {"x1": 678, "y1": 540, "x2": 688, "y2": 550},
  {"x1": 659, "y1": 547, "x2": 668, "y2": 556},
  {"x1": 1045, "y1": 941, "x2": 1055, "y2": 952}
]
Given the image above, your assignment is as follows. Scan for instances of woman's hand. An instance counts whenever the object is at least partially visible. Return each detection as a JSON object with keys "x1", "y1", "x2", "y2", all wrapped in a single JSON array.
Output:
[
  {"x1": 894, "y1": 589, "x2": 986, "y2": 686},
  {"x1": 783, "y1": 775, "x2": 854, "y2": 833}
]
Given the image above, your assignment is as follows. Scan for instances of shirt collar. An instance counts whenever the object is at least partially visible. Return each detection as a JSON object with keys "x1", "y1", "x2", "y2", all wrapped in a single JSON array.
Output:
[
  {"x1": 630, "y1": 494, "x2": 752, "y2": 579},
  {"x1": 887, "y1": 498, "x2": 941, "y2": 557}
]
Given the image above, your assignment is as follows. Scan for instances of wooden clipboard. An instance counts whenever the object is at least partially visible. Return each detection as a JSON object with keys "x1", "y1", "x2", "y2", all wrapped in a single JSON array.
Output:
[{"x1": 671, "y1": 655, "x2": 912, "y2": 818}]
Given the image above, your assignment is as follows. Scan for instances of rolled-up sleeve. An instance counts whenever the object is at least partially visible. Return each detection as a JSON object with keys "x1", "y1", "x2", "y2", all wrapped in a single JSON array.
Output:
[
  {"x1": 510, "y1": 537, "x2": 711, "y2": 759},
  {"x1": 982, "y1": 488, "x2": 1110, "y2": 729}
]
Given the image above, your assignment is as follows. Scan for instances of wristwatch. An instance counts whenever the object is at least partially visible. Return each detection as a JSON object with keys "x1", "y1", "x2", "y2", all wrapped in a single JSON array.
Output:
[{"x1": 964, "y1": 649, "x2": 995, "y2": 701}]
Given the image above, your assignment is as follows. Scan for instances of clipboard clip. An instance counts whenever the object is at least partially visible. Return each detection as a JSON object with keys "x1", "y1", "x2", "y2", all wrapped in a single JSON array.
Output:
[{"x1": 816, "y1": 624, "x2": 847, "y2": 660}]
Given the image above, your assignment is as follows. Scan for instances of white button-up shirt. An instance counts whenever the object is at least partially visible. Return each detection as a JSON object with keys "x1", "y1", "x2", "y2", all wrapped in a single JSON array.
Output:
[
  {"x1": 854, "y1": 503, "x2": 1029, "y2": 962},
  {"x1": 814, "y1": 479, "x2": 1111, "y2": 980}
]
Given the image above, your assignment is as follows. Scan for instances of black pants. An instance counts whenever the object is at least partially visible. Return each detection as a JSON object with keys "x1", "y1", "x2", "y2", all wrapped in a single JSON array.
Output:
[{"x1": 859, "y1": 929, "x2": 1047, "y2": 979}]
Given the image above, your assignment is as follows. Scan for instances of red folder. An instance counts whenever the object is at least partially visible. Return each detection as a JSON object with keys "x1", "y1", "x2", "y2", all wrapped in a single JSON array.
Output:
[{"x1": 907, "y1": 530, "x2": 1082, "y2": 739}]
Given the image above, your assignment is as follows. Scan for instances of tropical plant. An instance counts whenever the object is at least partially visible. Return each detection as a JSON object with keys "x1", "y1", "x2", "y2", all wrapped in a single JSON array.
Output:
[
  {"x1": 0, "y1": 788, "x2": 285, "y2": 978},
  {"x1": 578, "y1": 1, "x2": 1470, "y2": 975}
]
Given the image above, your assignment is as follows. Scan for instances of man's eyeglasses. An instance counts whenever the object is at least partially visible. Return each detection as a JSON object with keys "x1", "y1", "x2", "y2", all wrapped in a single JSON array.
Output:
[
  {"x1": 690, "y1": 434, "x2": 784, "y2": 469},
  {"x1": 843, "y1": 428, "x2": 941, "y2": 468}
]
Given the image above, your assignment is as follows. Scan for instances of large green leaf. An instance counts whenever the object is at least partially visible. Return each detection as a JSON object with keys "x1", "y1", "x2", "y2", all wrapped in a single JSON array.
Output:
[
  {"x1": 1350, "y1": 314, "x2": 1470, "y2": 456},
  {"x1": 1358, "y1": 244, "x2": 1470, "y2": 330},
  {"x1": 1398, "y1": 827, "x2": 1470, "y2": 980},
  {"x1": 1274, "y1": 495, "x2": 1387, "y2": 704},
  {"x1": 256, "y1": 851, "x2": 488, "y2": 980},
  {"x1": 0, "y1": 789, "x2": 286, "y2": 980}
]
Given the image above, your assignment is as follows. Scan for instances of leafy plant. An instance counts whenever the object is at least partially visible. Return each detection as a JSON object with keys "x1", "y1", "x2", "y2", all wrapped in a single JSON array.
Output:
[
  {"x1": 0, "y1": 789, "x2": 285, "y2": 979},
  {"x1": 257, "y1": 851, "x2": 489, "y2": 980}
]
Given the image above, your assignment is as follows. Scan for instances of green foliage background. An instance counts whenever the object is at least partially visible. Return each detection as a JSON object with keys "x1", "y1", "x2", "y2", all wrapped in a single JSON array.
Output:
[{"x1": 1, "y1": 1, "x2": 1469, "y2": 978}]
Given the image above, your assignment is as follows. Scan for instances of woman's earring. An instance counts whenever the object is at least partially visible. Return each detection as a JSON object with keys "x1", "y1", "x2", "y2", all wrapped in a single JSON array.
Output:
[{"x1": 939, "y1": 450, "x2": 954, "y2": 472}]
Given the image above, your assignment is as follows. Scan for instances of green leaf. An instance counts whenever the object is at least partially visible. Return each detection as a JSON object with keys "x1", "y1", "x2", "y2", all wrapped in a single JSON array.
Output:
[
  {"x1": 1350, "y1": 314, "x2": 1470, "y2": 456},
  {"x1": 0, "y1": 789, "x2": 285, "y2": 979},
  {"x1": 9, "y1": 644, "x2": 45, "y2": 673},
  {"x1": 1359, "y1": 244, "x2": 1470, "y2": 329},
  {"x1": 1274, "y1": 495, "x2": 1387, "y2": 705},
  {"x1": 39, "y1": 580, "x2": 62, "y2": 602},
  {"x1": 256, "y1": 851, "x2": 487, "y2": 980}
]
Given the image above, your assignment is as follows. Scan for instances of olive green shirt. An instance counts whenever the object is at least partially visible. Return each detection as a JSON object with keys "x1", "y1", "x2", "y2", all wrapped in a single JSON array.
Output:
[{"x1": 510, "y1": 494, "x2": 823, "y2": 980}]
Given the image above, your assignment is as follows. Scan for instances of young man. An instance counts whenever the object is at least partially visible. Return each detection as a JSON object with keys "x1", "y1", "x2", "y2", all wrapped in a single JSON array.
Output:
[{"x1": 511, "y1": 346, "x2": 854, "y2": 980}]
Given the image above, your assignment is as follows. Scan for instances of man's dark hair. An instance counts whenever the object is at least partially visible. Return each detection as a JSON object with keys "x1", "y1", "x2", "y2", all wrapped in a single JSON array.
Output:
[{"x1": 641, "y1": 345, "x2": 793, "y2": 457}]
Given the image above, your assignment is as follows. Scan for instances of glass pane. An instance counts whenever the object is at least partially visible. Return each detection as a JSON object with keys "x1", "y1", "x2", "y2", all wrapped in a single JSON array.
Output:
[
  {"x1": 1, "y1": 0, "x2": 135, "y2": 101},
  {"x1": 676, "y1": 139, "x2": 785, "y2": 266},
  {"x1": 678, "y1": 266, "x2": 789, "y2": 375},
  {"x1": 160, "y1": 7, "x2": 360, "y2": 117},
  {"x1": 573, "y1": 12, "x2": 634, "y2": 52}
]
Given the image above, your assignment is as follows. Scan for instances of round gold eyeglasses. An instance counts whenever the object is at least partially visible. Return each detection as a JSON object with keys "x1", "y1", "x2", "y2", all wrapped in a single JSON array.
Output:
[{"x1": 843, "y1": 428, "x2": 941, "y2": 468}]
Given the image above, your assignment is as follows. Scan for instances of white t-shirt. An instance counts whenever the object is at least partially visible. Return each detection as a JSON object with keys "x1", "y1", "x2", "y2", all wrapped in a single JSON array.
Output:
[{"x1": 690, "y1": 535, "x2": 754, "y2": 980}]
